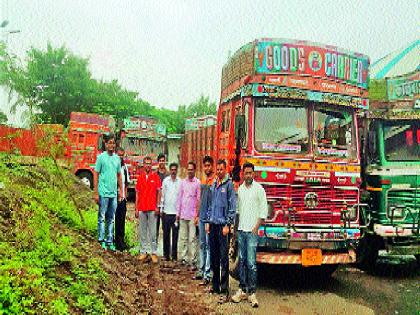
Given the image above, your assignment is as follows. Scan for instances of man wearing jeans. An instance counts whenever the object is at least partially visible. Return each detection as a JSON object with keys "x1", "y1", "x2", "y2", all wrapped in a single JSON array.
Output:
[
  {"x1": 94, "y1": 134, "x2": 122, "y2": 251},
  {"x1": 205, "y1": 159, "x2": 236, "y2": 302},
  {"x1": 193, "y1": 156, "x2": 214, "y2": 285},
  {"x1": 231, "y1": 162, "x2": 267, "y2": 308},
  {"x1": 135, "y1": 156, "x2": 161, "y2": 264}
]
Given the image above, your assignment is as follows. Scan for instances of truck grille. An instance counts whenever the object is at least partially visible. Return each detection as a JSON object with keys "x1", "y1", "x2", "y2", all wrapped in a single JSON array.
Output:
[
  {"x1": 387, "y1": 189, "x2": 419, "y2": 209},
  {"x1": 264, "y1": 185, "x2": 358, "y2": 225}
]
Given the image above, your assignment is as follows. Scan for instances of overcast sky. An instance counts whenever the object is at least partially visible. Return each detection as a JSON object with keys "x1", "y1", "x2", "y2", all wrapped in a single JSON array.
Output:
[{"x1": 1, "y1": 0, "x2": 419, "y2": 124}]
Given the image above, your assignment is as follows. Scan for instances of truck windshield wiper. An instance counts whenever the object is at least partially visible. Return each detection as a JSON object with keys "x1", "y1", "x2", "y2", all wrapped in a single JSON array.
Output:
[{"x1": 277, "y1": 133, "x2": 301, "y2": 144}]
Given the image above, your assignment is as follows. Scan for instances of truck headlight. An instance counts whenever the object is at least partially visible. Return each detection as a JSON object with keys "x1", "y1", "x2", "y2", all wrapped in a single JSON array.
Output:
[
  {"x1": 348, "y1": 206, "x2": 358, "y2": 221},
  {"x1": 389, "y1": 205, "x2": 405, "y2": 218}
]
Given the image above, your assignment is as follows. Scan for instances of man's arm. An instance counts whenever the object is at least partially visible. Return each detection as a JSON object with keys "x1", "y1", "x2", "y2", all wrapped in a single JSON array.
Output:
[
  {"x1": 161, "y1": 180, "x2": 166, "y2": 208},
  {"x1": 252, "y1": 186, "x2": 268, "y2": 235},
  {"x1": 176, "y1": 181, "x2": 183, "y2": 221},
  {"x1": 226, "y1": 181, "x2": 237, "y2": 226},
  {"x1": 194, "y1": 182, "x2": 201, "y2": 225},
  {"x1": 94, "y1": 171, "x2": 99, "y2": 204},
  {"x1": 124, "y1": 166, "x2": 129, "y2": 198},
  {"x1": 93, "y1": 155, "x2": 101, "y2": 204},
  {"x1": 155, "y1": 175, "x2": 162, "y2": 215},
  {"x1": 117, "y1": 172, "x2": 123, "y2": 202}
]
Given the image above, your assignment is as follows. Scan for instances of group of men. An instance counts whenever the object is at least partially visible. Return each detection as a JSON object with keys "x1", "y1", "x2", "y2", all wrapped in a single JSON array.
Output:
[{"x1": 94, "y1": 133, "x2": 268, "y2": 307}]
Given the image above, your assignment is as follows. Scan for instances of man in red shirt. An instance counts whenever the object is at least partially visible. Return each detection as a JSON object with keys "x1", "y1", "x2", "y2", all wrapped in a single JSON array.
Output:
[{"x1": 136, "y1": 156, "x2": 162, "y2": 263}]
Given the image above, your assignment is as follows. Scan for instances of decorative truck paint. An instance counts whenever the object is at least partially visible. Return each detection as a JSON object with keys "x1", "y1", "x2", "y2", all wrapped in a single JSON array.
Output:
[{"x1": 181, "y1": 38, "x2": 370, "y2": 271}]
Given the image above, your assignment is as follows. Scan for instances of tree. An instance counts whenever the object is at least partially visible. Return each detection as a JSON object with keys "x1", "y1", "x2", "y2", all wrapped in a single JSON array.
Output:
[
  {"x1": 0, "y1": 111, "x2": 7, "y2": 124},
  {"x1": 1, "y1": 43, "x2": 94, "y2": 125},
  {"x1": 1, "y1": 42, "x2": 217, "y2": 132},
  {"x1": 185, "y1": 95, "x2": 217, "y2": 117}
]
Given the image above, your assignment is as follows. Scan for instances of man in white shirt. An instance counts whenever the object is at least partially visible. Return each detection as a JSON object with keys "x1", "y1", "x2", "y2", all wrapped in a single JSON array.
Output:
[
  {"x1": 161, "y1": 163, "x2": 181, "y2": 261},
  {"x1": 232, "y1": 162, "x2": 268, "y2": 308}
]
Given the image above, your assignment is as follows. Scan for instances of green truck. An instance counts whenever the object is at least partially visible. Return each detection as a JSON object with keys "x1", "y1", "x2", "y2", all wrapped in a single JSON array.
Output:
[{"x1": 358, "y1": 70, "x2": 420, "y2": 269}]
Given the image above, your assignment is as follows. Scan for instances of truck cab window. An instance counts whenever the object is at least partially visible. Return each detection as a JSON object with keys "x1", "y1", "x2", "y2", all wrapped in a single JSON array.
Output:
[
  {"x1": 384, "y1": 121, "x2": 420, "y2": 161},
  {"x1": 314, "y1": 107, "x2": 356, "y2": 159}
]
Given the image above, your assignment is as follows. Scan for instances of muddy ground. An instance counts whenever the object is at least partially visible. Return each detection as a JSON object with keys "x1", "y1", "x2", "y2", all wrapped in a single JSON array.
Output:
[{"x1": 116, "y1": 202, "x2": 419, "y2": 315}]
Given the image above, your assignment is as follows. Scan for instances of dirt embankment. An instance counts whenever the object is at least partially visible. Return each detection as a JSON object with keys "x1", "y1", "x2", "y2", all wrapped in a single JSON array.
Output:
[{"x1": 0, "y1": 155, "x2": 218, "y2": 314}]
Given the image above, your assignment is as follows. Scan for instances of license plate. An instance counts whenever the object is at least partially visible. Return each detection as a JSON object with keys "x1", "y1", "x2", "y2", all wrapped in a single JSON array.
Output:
[
  {"x1": 301, "y1": 248, "x2": 322, "y2": 266},
  {"x1": 307, "y1": 233, "x2": 322, "y2": 241}
]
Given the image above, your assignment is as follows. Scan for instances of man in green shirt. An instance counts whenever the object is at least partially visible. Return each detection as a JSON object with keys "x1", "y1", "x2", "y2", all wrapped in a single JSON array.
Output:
[{"x1": 94, "y1": 134, "x2": 122, "y2": 251}]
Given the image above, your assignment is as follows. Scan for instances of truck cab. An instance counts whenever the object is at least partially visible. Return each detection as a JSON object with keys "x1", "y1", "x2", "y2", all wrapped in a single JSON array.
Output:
[{"x1": 359, "y1": 87, "x2": 420, "y2": 268}]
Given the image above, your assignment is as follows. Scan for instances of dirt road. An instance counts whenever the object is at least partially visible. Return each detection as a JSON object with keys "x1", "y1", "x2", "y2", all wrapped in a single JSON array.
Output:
[
  {"x1": 125, "y1": 202, "x2": 419, "y2": 315},
  {"x1": 217, "y1": 263, "x2": 419, "y2": 315}
]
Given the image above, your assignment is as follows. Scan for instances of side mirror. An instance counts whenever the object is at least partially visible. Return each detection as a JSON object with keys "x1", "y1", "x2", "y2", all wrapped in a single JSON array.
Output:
[
  {"x1": 98, "y1": 135, "x2": 105, "y2": 151},
  {"x1": 234, "y1": 114, "x2": 246, "y2": 144}
]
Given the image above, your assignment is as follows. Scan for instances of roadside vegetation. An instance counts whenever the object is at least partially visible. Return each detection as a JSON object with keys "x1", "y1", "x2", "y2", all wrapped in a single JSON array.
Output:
[{"x1": 0, "y1": 154, "x2": 110, "y2": 314}]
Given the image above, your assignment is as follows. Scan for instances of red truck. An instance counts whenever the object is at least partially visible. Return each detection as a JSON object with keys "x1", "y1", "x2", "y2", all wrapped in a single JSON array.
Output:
[
  {"x1": 181, "y1": 38, "x2": 370, "y2": 276},
  {"x1": 0, "y1": 112, "x2": 168, "y2": 191},
  {"x1": 65, "y1": 112, "x2": 114, "y2": 188},
  {"x1": 180, "y1": 115, "x2": 217, "y2": 177},
  {"x1": 117, "y1": 115, "x2": 167, "y2": 190},
  {"x1": 0, "y1": 124, "x2": 64, "y2": 157}
]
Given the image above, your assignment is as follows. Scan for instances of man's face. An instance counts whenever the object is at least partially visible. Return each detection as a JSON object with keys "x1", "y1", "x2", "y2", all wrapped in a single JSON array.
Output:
[
  {"x1": 187, "y1": 164, "x2": 195, "y2": 179},
  {"x1": 170, "y1": 166, "x2": 178, "y2": 178},
  {"x1": 105, "y1": 139, "x2": 116, "y2": 153},
  {"x1": 203, "y1": 161, "x2": 213, "y2": 176},
  {"x1": 158, "y1": 157, "x2": 166, "y2": 169},
  {"x1": 144, "y1": 159, "x2": 152, "y2": 173},
  {"x1": 243, "y1": 167, "x2": 254, "y2": 185},
  {"x1": 216, "y1": 163, "x2": 226, "y2": 180}
]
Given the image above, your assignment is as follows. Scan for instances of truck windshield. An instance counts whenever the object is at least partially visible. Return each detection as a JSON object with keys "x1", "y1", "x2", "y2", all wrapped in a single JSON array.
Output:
[
  {"x1": 384, "y1": 121, "x2": 420, "y2": 161},
  {"x1": 121, "y1": 137, "x2": 163, "y2": 156},
  {"x1": 254, "y1": 99, "x2": 308, "y2": 154},
  {"x1": 313, "y1": 106, "x2": 356, "y2": 159}
]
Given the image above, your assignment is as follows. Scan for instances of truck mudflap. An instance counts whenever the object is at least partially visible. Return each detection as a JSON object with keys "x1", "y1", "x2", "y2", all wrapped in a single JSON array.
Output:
[{"x1": 256, "y1": 249, "x2": 356, "y2": 265}]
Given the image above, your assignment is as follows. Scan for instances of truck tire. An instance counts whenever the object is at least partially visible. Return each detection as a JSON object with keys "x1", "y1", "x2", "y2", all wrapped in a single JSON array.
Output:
[
  {"x1": 229, "y1": 238, "x2": 240, "y2": 280},
  {"x1": 77, "y1": 171, "x2": 93, "y2": 190},
  {"x1": 356, "y1": 234, "x2": 380, "y2": 271}
]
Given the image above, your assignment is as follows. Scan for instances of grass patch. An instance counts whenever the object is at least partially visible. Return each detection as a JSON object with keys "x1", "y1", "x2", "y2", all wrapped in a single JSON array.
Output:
[{"x1": 0, "y1": 154, "x2": 107, "y2": 314}]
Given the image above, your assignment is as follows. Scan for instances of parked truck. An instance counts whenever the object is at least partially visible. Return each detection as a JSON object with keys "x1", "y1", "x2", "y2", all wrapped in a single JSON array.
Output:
[
  {"x1": 117, "y1": 115, "x2": 167, "y2": 190},
  {"x1": 358, "y1": 70, "x2": 419, "y2": 269},
  {"x1": 0, "y1": 112, "x2": 168, "y2": 191},
  {"x1": 180, "y1": 115, "x2": 217, "y2": 178},
  {"x1": 182, "y1": 38, "x2": 370, "y2": 276},
  {"x1": 66, "y1": 112, "x2": 114, "y2": 189}
]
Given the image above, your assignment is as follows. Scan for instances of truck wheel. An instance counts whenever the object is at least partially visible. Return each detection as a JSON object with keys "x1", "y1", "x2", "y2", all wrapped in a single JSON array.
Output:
[
  {"x1": 356, "y1": 234, "x2": 380, "y2": 271},
  {"x1": 77, "y1": 171, "x2": 93, "y2": 190},
  {"x1": 229, "y1": 238, "x2": 240, "y2": 280}
]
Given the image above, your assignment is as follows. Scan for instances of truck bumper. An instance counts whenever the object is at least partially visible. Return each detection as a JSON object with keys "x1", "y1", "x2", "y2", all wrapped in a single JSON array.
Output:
[
  {"x1": 374, "y1": 224, "x2": 419, "y2": 237},
  {"x1": 382, "y1": 245, "x2": 420, "y2": 256},
  {"x1": 256, "y1": 249, "x2": 356, "y2": 265}
]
